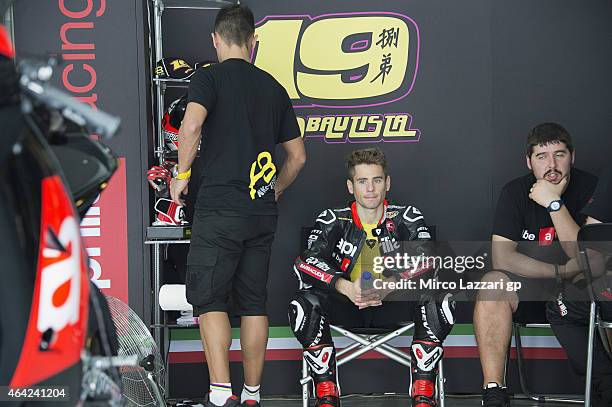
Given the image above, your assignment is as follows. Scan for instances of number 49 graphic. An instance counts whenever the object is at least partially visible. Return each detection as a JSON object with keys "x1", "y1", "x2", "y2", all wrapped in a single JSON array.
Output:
[{"x1": 253, "y1": 12, "x2": 420, "y2": 108}]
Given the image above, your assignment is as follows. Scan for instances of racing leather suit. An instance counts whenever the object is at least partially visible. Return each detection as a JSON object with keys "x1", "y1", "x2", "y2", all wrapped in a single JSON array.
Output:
[
  {"x1": 288, "y1": 200, "x2": 455, "y2": 406},
  {"x1": 293, "y1": 200, "x2": 434, "y2": 289}
]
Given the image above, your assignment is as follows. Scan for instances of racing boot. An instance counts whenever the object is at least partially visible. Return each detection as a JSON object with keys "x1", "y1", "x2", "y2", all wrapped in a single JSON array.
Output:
[
  {"x1": 410, "y1": 340, "x2": 444, "y2": 407},
  {"x1": 304, "y1": 344, "x2": 340, "y2": 407},
  {"x1": 314, "y1": 380, "x2": 340, "y2": 407}
]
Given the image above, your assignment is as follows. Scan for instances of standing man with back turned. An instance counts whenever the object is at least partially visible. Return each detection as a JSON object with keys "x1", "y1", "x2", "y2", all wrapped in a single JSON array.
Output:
[{"x1": 170, "y1": 5, "x2": 306, "y2": 407}]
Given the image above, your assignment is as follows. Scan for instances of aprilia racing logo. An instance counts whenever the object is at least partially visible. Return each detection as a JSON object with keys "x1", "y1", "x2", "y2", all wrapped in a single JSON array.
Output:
[{"x1": 336, "y1": 238, "x2": 357, "y2": 257}]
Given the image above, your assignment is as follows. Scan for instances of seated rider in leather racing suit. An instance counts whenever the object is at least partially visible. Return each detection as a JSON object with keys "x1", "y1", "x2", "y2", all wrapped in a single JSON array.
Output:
[{"x1": 288, "y1": 148, "x2": 455, "y2": 407}]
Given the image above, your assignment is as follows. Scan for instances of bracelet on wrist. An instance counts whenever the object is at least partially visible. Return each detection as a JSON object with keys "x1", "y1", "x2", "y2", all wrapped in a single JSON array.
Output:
[{"x1": 176, "y1": 168, "x2": 191, "y2": 180}]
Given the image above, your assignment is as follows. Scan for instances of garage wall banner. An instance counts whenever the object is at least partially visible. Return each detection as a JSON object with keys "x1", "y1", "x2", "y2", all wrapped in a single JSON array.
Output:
[{"x1": 253, "y1": 12, "x2": 421, "y2": 144}]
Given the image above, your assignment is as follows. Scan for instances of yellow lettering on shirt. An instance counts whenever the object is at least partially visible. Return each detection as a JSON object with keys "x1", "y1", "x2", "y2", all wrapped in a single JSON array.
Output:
[{"x1": 248, "y1": 151, "x2": 277, "y2": 199}]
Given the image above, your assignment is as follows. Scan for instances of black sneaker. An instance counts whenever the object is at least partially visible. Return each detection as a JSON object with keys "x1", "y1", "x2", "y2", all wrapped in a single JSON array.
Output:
[
  {"x1": 482, "y1": 383, "x2": 510, "y2": 407},
  {"x1": 204, "y1": 395, "x2": 240, "y2": 407},
  {"x1": 241, "y1": 400, "x2": 261, "y2": 407}
]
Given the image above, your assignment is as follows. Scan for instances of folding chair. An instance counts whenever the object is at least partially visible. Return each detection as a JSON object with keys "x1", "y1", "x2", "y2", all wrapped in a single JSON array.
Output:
[
  {"x1": 512, "y1": 322, "x2": 582, "y2": 404},
  {"x1": 297, "y1": 226, "x2": 445, "y2": 406},
  {"x1": 577, "y1": 223, "x2": 612, "y2": 407},
  {"x1": 509, "y1": 223, "x2": 612, "y2": 405},
  {"x1": 300, "y1": 322, "x2": 446, "y2": 407}
]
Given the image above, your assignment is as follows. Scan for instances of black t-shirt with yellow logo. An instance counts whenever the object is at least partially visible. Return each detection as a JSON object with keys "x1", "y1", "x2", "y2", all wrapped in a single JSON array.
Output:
[{"x1": 187, "y1": 58, "x2": 301, "y2": 215}]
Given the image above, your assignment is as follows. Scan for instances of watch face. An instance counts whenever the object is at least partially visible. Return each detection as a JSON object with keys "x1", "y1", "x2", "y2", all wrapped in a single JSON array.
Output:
[{"x1": 550, "y1": 201, "x2": 561, "y2": 211}]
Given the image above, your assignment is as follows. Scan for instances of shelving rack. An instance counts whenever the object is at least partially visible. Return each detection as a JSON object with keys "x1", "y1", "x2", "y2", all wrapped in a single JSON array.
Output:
[
  {"x1": 148, "y1": 0, "x2": 234, "y2": 396},
  {"x1": 151, "y1": 0, "x2": 233, "y2": 158}
]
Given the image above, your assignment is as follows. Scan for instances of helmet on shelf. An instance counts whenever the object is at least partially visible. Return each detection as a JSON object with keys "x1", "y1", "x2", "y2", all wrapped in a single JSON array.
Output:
[
  {"x1": 155, "y1": 57, "x2": 195, "y2": 80},
  {"x1": 161, "y1": 95, "x2": 188, "y2": 151}
]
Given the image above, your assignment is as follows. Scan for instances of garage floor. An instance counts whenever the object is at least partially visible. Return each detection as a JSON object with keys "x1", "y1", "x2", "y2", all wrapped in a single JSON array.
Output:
[{"x1": 168, "y1": 394, "x2": 584, "y2": 406}]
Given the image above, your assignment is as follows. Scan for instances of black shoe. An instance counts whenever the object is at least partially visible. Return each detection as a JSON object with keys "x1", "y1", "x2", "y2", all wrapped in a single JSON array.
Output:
[
  {"x1": 241, "y1": 400, "x2": 261, "y2": 407},
  {"x1": 482, "y1": 383, "x2": 510, "y2": 407},
  {"x1": 204, "y1": 395, "x2": 240, "y2": 407}
]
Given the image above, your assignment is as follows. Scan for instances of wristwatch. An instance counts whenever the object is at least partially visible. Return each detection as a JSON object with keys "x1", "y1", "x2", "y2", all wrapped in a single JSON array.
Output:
[{"x1": 547, "y1": 199, "x2": 563, "y2": 212}]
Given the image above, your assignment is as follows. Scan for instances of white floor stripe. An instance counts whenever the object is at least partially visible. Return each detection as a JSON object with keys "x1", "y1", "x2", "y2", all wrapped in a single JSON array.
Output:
[{"x1": 169, "y1": 335, "x2": 560, "y2": 353}]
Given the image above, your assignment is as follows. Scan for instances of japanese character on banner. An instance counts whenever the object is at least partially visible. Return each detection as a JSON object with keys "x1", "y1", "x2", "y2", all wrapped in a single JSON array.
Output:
[
  {"x1": 371, "y1": 27, "x2": 399, "y2": 85},
  {"x1": 376, "y1": 27, "x2": 400, "y2": 49},
  {"x1": 371, "y1": 53, "x2": 392, "y2": 85}
]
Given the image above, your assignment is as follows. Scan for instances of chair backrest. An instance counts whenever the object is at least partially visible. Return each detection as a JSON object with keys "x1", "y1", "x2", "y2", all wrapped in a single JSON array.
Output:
[
  {"x1": 577, "y1": 223, "x2": 612, "y2": 301},
  {"x1": 578, "y1": 223, "x2": 612, "y2": 255}
]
